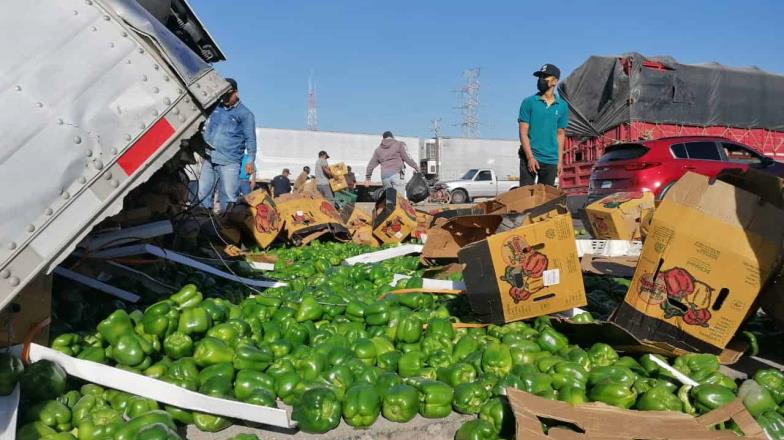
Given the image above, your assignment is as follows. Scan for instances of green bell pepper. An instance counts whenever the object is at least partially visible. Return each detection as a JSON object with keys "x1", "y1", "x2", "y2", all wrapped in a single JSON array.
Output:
[
  {"x1": 201, "y1": 298, "x2": 229, "y2": 323},
  {"x1": 426, "y1": 318, "x2": 455, "y2": 341},
  {"x1": 113, "y1": 410, "x2": 177, "y2": 440},
  {"x1": 343, "y1": 382, "x2": 381, "y2": 428},
  {"x1": 123, "y1": 396, "x2": 159, "y2": 419},
  {"x1": 144, "y1": 358, "x2": 171, "y2": 379},
  {"x1": 295, "y1": 295, "x2": 324, "y2": 323},
  {"x1": 193, "y1": 337, "x2": 235, "y2": 368},
  {"x1": 206, "y1": 323, "x2": 240, "y2": 348},
  {"x1": 398, "y1": 351, "x2": 427, "y2": 378},
  {"x1": 536, "y1": 327, "x2": 569, "y2": 354},
  {"x1": 76, "y1": 346, "x2": 107, "y2": 364},
  {"x1": 291, "y1": 387, "x2": 342, "y2": 433},
  {"x1": 370, "y1": 336, "x2": 395, "y2": 357},
  {"x1": 142, "y1": 301, "x2": 179, "y2": 338},
  {"x1": 738, "y1": 379, "x2": 778, "y2": 417},
  {"x1": 244, "y1": 388, "x2": 277, "y2": 408},
  {"x1": 178, "y1": 307, "x2": 212, "y2": 335},
  {"x1": 382, "y1": 383, "x2": 420, "y2": 423},
  {"x1": 233, "y1": 343, "x2": 273, "y2": 371},
  {"x1": 163, "y1": 332, "x2": 193, "y2": 359},
  {"x1": 295, "y1": 350, "x2": 327, "y2": 381},
  {"x1": 25, "y1": 399, "x2": 71, "y2": 431},
  {"x1": 757, "y1": 410, "x2": 784, "y2": 440},
  {"x1": 234, "y1": 369, "x2": 275, "y2": 401},
  {"x1": 321, "y1": 365, "x2": 354, "y2": 401},
  {"x1": 57, "y1": 390, "x2": 81, "y2": 409},
  {"x1": 97, "y1": 310, "x2": 134, "y2": 346},
  {"x1": 755, "y1": 369, "x2": 784, "y2": 404},
  {"x1": 275, "y1": 370, "x2": 301, "y2": 405},
  {"x1": 479, "y1": 397, "x2": 514, "y2": 436},
  {"x1": 455, "y1": 419, "x2": 497, "y2": 440},
  {"x1": 169, "y1": 284, "x2": 202, "y2": 309},
  {"x1": 352, "y1": 338, "x2": 377, "y2": 367},
  {"x1": 690, "y1": 383, "x2": 736, "y2": 413},
  {"x1": 636, "y1": 386, "x2": 683, "y2": 412},
  {"x1": 587, "y1": 343, "x2": 619, "y2": 367},
  {"x1": 700, "y1": 371, "x2": 738, "y2": 393},
  {"x1": 397, "y1": 315, "x2": 423, "y2": 343},
  {"x1": 377, "y1": 350, "x2": 403, "y2": 372},
  {"x1": 437, "y1": 363, "x2": 477, "y2": 388},
  {"x1": 452, "y1": 381, "x2": 490, "y2": 414},
  {"x1": 164, "y1": 357, "x2": 200, "y2": 391},
  {"x1": 375, "y1": 372, "x2": 402, "y2": 399},
  {"x1": 571, "y1": 311, "x2": 594, "y2": 323},
  {"x1": 111, "y1": 333, "x2": 149, "y2": 367},
  {"x1": 453, "y1": 335, "x2": 480, "y2": 363},
  {"x1": 411, "y1": 379, "x2": 453, "y2": 418},
  {"x1": 588, "y1": 383, "x2": 637, "y2": 409},
  {"x1": 674, "y1": 353, "x2": 720, "y2": 382},
  {"x1": 0, "y1": 352, "x2": 24, "y2": 395},
  {"x1": 164, "y1": 405, "x2": 194, "y2": 425},
  {"x1": 192, "y1": 411, "x2": 232, "y2": 433},
  {"x1": 20, "y1": 360, "x2": 67, "y2": 402},
  {"x1": 558, "y1": 385, "x2": 588, "y2": 405},
  {"x1": 16, "y1": 422, "x2": 57, "y2": 440},
  {"x1": 51, "y1": 333, "x2": 82, "y2": 357},
  {"x1": 588, "y1": 365, "x2": 637, "y2": 388},
  {"x1": 562, "y1": 346, "x2": 592, "y2": 371},
  {"x1": 365, "y1": 301, "x2": 390, "y2": 326},
  {"x1": 198, "y1": 362, "x2": 235, "y2": 387},
  {"x1": 481, "y1": 342, "x2": 512, "y2": 377}
]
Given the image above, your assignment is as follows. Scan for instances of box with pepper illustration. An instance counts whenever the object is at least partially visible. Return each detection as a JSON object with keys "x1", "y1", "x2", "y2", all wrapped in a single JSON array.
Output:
[
  {"x1": 458, "y1": 207, "x2": 586, "y2": 323},
  {"x1": 584, "y1": 191, "x2": 655, "y2": 240},
  {"x1": 430, "y1": 184, "x2": 566, "y2": 224},
  {"x1": 275, "y1": 193, "x2": 349, "y2": 243},
  {"x1": 612, "y1": 172, "x2": 784, "y2": 353},
  {"x1": 372, "y1": 189, "x2": 419, "y2": 244},
  {"x1": 329, "y1": 174, "x2": 349, "y2": 192},
  {"x1": 240, "y1": 189, "x2": 283, "y2": 249}
]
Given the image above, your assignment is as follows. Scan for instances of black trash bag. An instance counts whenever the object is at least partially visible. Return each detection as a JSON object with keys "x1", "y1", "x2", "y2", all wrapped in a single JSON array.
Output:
[{"x1": 405, "y1": 172, "x2": 429, "y2": 203}]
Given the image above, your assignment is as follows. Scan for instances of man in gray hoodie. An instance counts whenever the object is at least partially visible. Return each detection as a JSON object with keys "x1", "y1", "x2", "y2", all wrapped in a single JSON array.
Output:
[{"x1": 364, "y1": 131, "x2": 420, "y2": 196}]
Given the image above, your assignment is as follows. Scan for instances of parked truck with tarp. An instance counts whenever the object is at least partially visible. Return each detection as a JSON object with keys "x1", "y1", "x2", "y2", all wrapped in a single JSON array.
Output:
[{"x1": 558, "y1": 53, "x2": 784, "y2": 194}]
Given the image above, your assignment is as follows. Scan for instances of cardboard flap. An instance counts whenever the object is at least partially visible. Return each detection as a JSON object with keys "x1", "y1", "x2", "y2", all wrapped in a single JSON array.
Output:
[
  {"x1": 580, "y1": 255, "x2": 637, "y2": 278},
  {"x1": 717, "y1": 168, "x2": 784, "y2": 208},
  {"x1": 509, "y1": 388, "x2": 766, "y2": 439}
]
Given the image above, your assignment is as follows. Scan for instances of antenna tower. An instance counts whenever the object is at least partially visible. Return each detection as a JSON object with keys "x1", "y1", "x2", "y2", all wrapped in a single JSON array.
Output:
[
  {"x1": 430, "y1": 118, "x2": 442, "y2": 138},
  {"x1": 307, "y1": 73, "x2": 318, "y2": 130},
  {"x1": 456, "y1": 68, "x2": 480, "y2": 138}
]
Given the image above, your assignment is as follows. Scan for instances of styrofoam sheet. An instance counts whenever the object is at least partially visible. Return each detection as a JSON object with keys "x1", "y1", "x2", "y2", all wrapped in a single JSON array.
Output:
[
  {"x1": 343, "y1": 244, "x2": 423, "y2": 266},
  {"x1": 54, "y1": 267, "x2": 141, "y2": 303},
  {"x1": 391, "y1": 274, "x2": 465, "y2": 291},
  {"x1": 575, "y1": 239, "x2": 642, "y2": 258},
  {"x1": 249, "y1": 261, "x2": 275, "y2": 271},
  {"x1": 11, "y1": 344, "x2": 295, "y2": 428}
]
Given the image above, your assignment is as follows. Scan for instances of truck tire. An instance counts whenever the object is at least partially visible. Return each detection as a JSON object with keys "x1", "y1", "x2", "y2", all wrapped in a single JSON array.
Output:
[
  {"x1": 373, "y1": 187, "x2": 386, "y2": 202},
  {"x1": 450, "y1": 189, "x2": 469, "y2": 204}
]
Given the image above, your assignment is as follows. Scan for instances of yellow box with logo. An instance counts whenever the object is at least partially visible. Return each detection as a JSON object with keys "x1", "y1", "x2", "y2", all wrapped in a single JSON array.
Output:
[
  {"x1": 458, "y1": 208, "x2": 586, "y2": 323},
  {"x1": 585, "y1": 191, "x2": 655, "y2": 240},
  {"x1": 276, "y1": 194, "x2": 349, "y2": 243},
  {"x1": 372, "y1": 189, "x2": 419, "y2": 244},
  {"x1": 612, "y1": 172, "x2": 784, "y2": 352},
  {"x1": 241, "y1": 190, "x2": 283, "y2": 248}
]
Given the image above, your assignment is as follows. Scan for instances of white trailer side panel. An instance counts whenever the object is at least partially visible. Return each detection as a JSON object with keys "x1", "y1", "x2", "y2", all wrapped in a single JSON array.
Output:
[
  {"x1": 436, "y1": 138, "x2": 520, "y2": 181},
  {"x1": 255, "y1": 128, "x2": 420, "y2": 182}
]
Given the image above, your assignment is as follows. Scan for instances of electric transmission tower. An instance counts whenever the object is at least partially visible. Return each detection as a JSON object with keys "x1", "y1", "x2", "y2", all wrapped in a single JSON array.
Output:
[
  {"x1": 456, "y1": 68, "x2": 480, "y2": 138},
  {"x1": 430, "y1": 118, "x2": 442, "y2": 138},
  {"x1": 306, "y1": 73, "x2": 318, "y2": 131}
]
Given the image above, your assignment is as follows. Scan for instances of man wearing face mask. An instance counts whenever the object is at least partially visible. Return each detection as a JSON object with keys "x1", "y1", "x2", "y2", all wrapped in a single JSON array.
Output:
[
  {"x1": 198, "y1": 78, "x2": 257, "y2": 212},
  {"x1": 517, "y1": 64, "x2": 568, "y2": 187}
]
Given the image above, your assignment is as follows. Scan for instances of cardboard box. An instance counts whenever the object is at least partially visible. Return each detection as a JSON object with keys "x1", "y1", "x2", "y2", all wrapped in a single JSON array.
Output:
[
  {"x1": 329, "y1": 162, "x2": 348, "y2": 176},
  {"x1": 329, "y1": 175, "x2": 348, "y2": 192},
  {"x1": 341, "y1": 203, "x2": 378, "y2": 247},
  {"x1": 422, "y1": 215, "x2": 504, "y2": 262},
  {"x1": 0, "y1": 274, "x2": 51, "y2": 347},
  {"x1": 508, "y1": 388, "x2": 765, "y2": 440},
  {"x1": 414, "y1": 210, "x2": 434, "y2": 242},
  {"x1": 241, "y1": 190, "x2": 283, "y2": 249},
  {"x1": 372, "y1": 189, "x2": 419, "y2": 244},
  {"x1": 276, "y1": 194, "x2": 350, "y2": 243},
  {"x1": 431, "y1": 184, "x2": 566, "y2": 224},
  {"x1": 459, "y1": 209, "x2": 586, "y2": 323},
  {"x1": 585, "y1": 191, "x2": 655, "y2": 240},
  {"x1": 612, "y1": 172, "x2": 784, "y2": 353}
]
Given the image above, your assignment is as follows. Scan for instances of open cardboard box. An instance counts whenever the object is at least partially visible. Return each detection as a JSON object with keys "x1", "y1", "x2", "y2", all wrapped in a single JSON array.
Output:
[
  {"x1": 275, "y1": 193, "x2": 350, "y2": 244},
  {"x1": 584, "y1": 191, "x2": 655, "y2": 240},
  {"x1": 611, "y1": 172, "x2": 784, "y2": 354},
  {"x1": 372, "y1": 189, "x2": 419, "y2": 244},
  {"x1": 508, "y1": 388, "x2": 766, "y2": 439},
  {"x1": 431, "y1": 184, "x2": 566, "y2": 224},
  {"x1": 458, "y1": 208, "x2": 586, "y2": 323},
  {"x1": 340, "y1": 203, "x2": 378, "y2": 247}
]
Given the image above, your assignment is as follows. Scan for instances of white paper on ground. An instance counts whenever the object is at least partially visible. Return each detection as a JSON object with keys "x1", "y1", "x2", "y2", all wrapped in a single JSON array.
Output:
[
  {"x1": 391, "y1": 274, "x2": 466, "y2": 291},
  {"x1": 0, "y1": 385, "x2": 20, "y2": 439},
  {"x1": 649, "y1": 354, "x2": 699, "y2": 387},
  {"x1": 10, "y1": 344, "x2": 295, "y2": 428},
  {"x1": 343, "y1": 244, "x2": 423, "y2": 266},
  {"x1": 53, "y1": 267, "x2": 141, "y2": 303},
  {"x1": 87, "y1": 244, "x2": 287, "y2": 288},
  {"x1": 557, "y1": 307, "x2": 588, "y2": 318},
  {"x1": 249, "y1": 261, "x2": 275, "y2": 271},
  {"x1": 575, "y1": 239, "x2": 642, "y2": 258}
]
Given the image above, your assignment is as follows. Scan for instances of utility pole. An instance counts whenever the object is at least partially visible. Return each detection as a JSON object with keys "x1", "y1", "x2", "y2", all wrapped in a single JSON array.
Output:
[
  {"x1": 306, "y1": 73, "x2": 318, "y2": 131},
  {"x1": 456, "y1": 68, "x2": 480, "y2": 138}
]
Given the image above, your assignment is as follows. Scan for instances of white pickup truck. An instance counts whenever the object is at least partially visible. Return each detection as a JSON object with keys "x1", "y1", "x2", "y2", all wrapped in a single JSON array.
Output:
[{"x1": 436, "y1": 169, "x2": 518, "y2": 203}]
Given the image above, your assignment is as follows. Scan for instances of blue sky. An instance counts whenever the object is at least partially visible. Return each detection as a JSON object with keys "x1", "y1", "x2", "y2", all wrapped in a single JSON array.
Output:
[{"x1": 190, "y1": 0, "x2": 783, "y2": 140}]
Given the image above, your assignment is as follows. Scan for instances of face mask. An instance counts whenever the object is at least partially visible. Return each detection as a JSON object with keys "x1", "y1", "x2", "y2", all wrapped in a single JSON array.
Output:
[{"x1": 537, "y1": 77, "x2": 551, "y2": 93}]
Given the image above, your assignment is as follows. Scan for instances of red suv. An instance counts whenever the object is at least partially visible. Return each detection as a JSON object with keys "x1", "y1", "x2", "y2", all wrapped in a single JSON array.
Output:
[{"x1": 587, "y1": 136, "x2": 784, "y2": 203}]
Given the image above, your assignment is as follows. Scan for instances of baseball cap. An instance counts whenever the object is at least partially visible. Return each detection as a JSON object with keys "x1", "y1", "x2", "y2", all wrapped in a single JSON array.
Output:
[
  {"x1": 318, "y1": 150, "x2": 330, "y2": 158},
  {"x1": 382, "y1": 131, "x2": 394, "y2": 139},
  {"x1": 282, "y1": 168, "x2": 290, "y2": 174},
  {"x1": 533, "y1": 64, "x2": 561, "y2": 79},
  {"x1": 225, "y1": 78, "x2": 238, "y2": 91}
]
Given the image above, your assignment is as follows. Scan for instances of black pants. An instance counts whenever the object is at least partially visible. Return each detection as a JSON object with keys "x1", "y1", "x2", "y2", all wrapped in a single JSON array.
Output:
[{"x1": 519, "y1": 156, "x2": 557, "y2": 186}]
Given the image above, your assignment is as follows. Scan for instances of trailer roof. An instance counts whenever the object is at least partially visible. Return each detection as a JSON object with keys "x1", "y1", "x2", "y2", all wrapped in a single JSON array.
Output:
[{"x1": 559, "y1": 52, "x2": 784, "y2": 138}]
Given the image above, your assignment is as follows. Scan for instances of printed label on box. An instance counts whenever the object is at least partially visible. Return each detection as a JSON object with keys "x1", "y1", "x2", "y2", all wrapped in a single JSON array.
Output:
[{"x1": 543, "y1": 269, "x2": 560, "y2": 286}]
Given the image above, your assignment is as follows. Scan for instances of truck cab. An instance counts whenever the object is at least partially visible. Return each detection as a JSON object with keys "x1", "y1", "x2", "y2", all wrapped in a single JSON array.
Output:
[{"x1": 439, "y1": 169, "x2": 518, "y2": 203}]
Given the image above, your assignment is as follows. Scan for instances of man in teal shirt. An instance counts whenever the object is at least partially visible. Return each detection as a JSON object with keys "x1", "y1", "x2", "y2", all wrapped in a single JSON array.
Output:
[{"x1": 518, "y1": 64, "x2": 569, "y2": 186}]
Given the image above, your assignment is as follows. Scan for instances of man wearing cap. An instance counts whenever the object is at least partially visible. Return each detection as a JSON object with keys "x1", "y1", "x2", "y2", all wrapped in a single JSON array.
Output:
[
  {"x1": 293, "y1": 166, "x2": 310, "y2": 193},
  {"x1": 363, "y1": 131, "x2": 420, "y2": 196},
  {"x1": 198, "y1": 78, "x2": 257, "y2": 212},
  {"x1": 518, "y1": 64, "x2": 568, "y2": 187},
  {"x1": 271, "y1": 168, "x2": 292, "y2": 197},
  {"x1": 315, "y1": 150, "x2": 335, "y2": 203}
]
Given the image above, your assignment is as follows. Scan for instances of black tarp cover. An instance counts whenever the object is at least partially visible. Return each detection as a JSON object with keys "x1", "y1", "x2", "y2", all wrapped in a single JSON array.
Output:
[{"x1": 558, "y1": 53, "x2": 784, "y2": 138}]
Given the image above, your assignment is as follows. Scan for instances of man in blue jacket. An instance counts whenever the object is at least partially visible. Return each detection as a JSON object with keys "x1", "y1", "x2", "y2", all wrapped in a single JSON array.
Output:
[{"x1": 198, "y1": 78, "x2": 257, "y2": 212}]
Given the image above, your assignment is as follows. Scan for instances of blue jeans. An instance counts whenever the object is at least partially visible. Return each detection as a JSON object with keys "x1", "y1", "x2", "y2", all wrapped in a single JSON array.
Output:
[
  {"x1": 382, "y1": 174, "x2": 405, "y2": 197},
  {"x1": 198, "y1": 160, "x2": 240, "y2": 210}
]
